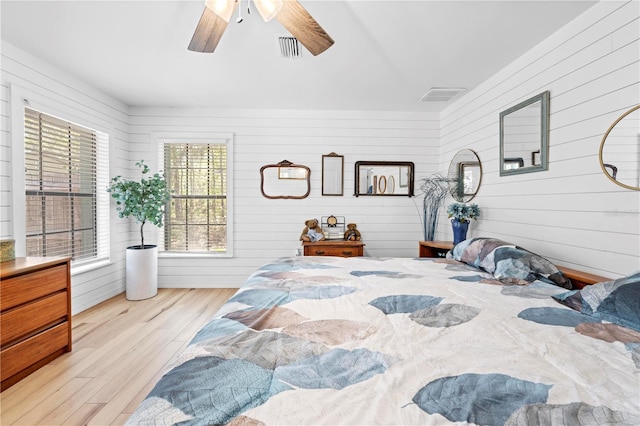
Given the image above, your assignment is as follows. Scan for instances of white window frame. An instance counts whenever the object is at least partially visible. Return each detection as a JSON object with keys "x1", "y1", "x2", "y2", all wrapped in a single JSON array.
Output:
[
  {"x1": 10, "y1": 84, "x2": 111, "y2": 274},
  {"x1": 155, "y1": 132, "x2": 234, "y2": 258}
]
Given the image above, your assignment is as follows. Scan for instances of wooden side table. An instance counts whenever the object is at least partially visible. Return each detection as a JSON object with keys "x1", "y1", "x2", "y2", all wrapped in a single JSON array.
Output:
[
  {"x1": 419, "y1": 241, "x2": 454, "y2": 258},
  {"x1": 303, "y1": 240, "x2": 365, "y2": 257}
]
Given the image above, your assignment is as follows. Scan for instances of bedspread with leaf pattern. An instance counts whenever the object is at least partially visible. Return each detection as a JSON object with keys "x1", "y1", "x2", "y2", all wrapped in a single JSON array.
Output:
[{"x1": 127, "y1": 257, "x2": 640, "y2": 425}]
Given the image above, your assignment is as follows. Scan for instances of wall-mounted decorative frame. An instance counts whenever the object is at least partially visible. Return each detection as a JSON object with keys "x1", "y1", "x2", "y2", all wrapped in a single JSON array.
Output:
[
  {"x1": 322, "y1": 152, "x2": 344, "y2": 196},
  {"x1": 500, "y1": 91, "x2": 550, "y2": 176},
  {"x1": 354, "y1": 161, "x2": 414, "y2": 197},
  {"x1": 260, "y1": 160, "x2": 310, "y2": 199},
  {"x1": 599, "y1": 104, "x2": 640, "y2": 191},
  {"x1": 447, "y1": 149, "x2": 482, "y2": 202}
]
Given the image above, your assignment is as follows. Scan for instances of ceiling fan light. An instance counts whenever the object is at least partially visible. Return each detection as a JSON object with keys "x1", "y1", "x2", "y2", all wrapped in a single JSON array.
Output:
[
  {"x1": 204, "y1": 0, "x2": 236, "y2": 22},
  {"x1": 254, "y1": 0, "x2": 283, "y2": 22}
]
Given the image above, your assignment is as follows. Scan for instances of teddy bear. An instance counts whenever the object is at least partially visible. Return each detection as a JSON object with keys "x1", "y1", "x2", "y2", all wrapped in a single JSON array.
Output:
[
  {"x1": 300, "y1": 218, "x2": 325, "y2": 242},
  {"x1": 344, "y1": 223, "x2": 361, "y2": 241}
]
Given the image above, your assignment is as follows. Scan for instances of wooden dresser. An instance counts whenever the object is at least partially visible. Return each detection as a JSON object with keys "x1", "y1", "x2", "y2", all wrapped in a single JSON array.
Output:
[
  {"x1": 303, "y1": 241, "x2": 365, "y2": 257},
  {"x1": 1, "y1": 257, "x2": 72, "y2": 390}
]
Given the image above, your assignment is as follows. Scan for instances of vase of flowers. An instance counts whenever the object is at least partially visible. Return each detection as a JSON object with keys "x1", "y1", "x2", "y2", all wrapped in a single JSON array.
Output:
[{"x1": 447, "y1": 202, "x2": 480, "y2": 244}]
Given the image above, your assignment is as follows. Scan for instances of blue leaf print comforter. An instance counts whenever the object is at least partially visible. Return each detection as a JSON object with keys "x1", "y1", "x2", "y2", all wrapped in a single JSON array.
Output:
[{"x1": 127, "y1": 256, "x2": 640, "y2": 425}]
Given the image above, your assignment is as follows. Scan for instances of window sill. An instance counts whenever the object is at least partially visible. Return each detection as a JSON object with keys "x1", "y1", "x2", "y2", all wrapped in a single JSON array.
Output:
[
  {"x1": 71, "y1": 258, "x2": 111, "y2": 276},
  {"x1": 159, "y1": 252, "x2": 232, "y2": 259}
]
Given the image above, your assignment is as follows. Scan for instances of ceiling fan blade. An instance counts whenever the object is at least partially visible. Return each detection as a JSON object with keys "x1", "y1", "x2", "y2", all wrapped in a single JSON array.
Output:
[
  {"x1": 275, "y1": 0, "x2": 334, "y2": 56},
  {"x1": 188, "y1": 6, "x2": 231, "y2": 53}
]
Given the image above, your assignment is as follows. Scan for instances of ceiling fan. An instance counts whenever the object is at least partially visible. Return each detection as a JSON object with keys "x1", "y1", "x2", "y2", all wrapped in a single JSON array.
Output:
[{"x1": 188, "y1": 0, "x2": 334, "y2": 56}]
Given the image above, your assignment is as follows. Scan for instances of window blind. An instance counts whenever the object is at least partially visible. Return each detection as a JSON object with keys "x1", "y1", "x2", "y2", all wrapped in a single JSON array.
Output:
[
  {"x1": 163, "y1": 142, "x2": 227, "y2": 252},
  {"x1": 24, "y1": 108, "x2": 98, "y2": 261}
]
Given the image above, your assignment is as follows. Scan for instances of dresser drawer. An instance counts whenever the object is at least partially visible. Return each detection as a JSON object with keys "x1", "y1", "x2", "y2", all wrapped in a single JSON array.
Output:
[
  {"x1": 306, "y1": 246, "x2": 361, "y2": 257},
  {"x1": 1, "y1": 291, "x2": 68, "y2": 346},
  {"x1": 1, "y1": 322, "x2": 69, "y2": 380},
  {"x1": 303, "y1": 241, "x2": 365, "y2": 257},
  {"x1": 1, "y1": 264, "x2": 68, "y2": 311}
]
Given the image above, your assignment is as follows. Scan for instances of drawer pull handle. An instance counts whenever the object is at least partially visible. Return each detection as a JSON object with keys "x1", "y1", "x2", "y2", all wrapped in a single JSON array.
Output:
[
  {"x1": 315, "y1": 251, "x2": 325, "y2": 255},
  {"x1": 342, "y1": 251, "x2": 353, "y2": 255}
]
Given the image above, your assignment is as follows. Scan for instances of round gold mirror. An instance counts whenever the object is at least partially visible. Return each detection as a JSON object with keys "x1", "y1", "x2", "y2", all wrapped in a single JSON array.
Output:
[
  {"x1": 448, "y1": 149, "x2": 482, "y2": 202},
  {"x1": 599, "y1": 104, "x2": 640, "y2": 191}
]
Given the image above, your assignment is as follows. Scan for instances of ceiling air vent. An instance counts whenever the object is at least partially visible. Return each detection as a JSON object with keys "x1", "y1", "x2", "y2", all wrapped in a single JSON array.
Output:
[
  {"x1": 419, "y1": 87, "x2": 466, "y2": 102},
  {"x1": 276, "y1": 35, "x2": 303, "y2": 59}
]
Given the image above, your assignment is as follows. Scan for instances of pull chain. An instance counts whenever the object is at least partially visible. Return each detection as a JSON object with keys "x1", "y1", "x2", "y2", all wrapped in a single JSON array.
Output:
[{"x1": 236, "y1": 0, "x2": 243, "y2": 23}]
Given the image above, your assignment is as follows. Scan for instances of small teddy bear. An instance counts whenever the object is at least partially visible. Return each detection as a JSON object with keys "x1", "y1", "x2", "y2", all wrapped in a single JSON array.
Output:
[
  {"x1": 300, "y1": 218, "x2": 325, "y2": 242},
  {"x1": 344, "y1": 223, "x2": 361, "y2": 241}
]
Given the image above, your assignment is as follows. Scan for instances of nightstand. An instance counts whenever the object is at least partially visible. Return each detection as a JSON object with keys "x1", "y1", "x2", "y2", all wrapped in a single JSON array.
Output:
[
  {"x1": 419, "y1": 241, "x2": 454, "y2": 258},
  {"x1": 303, "y1": 241, "x2": 365, "y2": 257}
]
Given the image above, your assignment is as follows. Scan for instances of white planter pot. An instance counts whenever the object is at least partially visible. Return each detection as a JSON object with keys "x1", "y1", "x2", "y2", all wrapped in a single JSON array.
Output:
[{"x1": 125, "y1": 245, "x2": 158, "y2": 301}]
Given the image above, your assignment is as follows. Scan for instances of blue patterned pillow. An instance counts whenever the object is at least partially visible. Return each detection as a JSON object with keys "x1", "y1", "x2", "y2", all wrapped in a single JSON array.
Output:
[
  {"x1": 449, "y1": 238, "x2": 572, "y2": 289},
  {"x1": 553, "y1": 272, "x2": 640, "y2": 332}
]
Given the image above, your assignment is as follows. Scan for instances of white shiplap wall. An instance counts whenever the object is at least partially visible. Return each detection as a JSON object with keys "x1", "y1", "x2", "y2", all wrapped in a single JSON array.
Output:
[
  {"x1": 0, "y1": 41, "x2": 132, "y2": 314},
  {"x1": 128, "y1": 108, "x2": 439, "y2": 288},
  {"x1": 2, "y1": 0, "x2": 638, "y2": 314},
  {"x1": 439, "y1": 0, "x2": 640, "y2": 278}
]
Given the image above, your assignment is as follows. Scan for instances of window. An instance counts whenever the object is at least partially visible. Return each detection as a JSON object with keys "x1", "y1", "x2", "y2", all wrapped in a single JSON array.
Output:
[
  {"x1": 23, "y1": 108, "x2": 109, "y2": 264},
  {"x1": 163, "y1": 142, "x2": 228, "y2": 253}
]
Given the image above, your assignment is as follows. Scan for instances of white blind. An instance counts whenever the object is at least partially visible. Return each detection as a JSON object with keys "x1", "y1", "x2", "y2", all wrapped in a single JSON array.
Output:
[
  {"x1": 163, "y1": 142, "x2": 227, "y2": 252},
  {"x1": 24, "y1": 107, "x2": 101, "y2": 261}
]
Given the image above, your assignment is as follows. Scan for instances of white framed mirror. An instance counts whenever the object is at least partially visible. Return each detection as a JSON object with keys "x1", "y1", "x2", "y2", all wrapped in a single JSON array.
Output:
[
  {"x1": 322, "y1": 152, "x2": 344, "y2": 196},
  {"x1": 500, "y1": 91, "x2": 550, "y2": 176}
]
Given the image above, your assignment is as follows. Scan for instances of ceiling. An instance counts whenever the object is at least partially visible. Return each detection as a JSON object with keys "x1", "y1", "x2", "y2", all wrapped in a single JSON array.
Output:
[{"x1": 1, "y1": 0, "x2": 597, "y2": 112}]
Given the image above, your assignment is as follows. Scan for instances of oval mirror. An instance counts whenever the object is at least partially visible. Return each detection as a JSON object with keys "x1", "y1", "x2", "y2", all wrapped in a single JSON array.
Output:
[
  {"x1": 599, "y1": 104, "x2": 640, "y2": 191},
  {"x1": 448, "y1": 149, "x2": 482, "y2": 202}
]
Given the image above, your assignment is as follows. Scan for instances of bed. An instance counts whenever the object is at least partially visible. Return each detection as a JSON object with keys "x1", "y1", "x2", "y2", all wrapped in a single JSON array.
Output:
[{"x1": 127, "y1": 238, "x2": 640, "y2": 425}]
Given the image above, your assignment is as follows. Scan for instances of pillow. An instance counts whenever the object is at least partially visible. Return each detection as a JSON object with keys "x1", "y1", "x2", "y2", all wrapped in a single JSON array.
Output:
[
  {"x1": 449, "y1": 237, "x2": 572, "y2": 289},
  {"x1": 553, "y1": 272, "x2": 640, "y2": 332}
]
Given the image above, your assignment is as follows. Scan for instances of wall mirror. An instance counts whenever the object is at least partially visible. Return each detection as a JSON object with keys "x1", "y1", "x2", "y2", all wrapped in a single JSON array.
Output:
[
  {"x1": 448, "y1": 149, "x2": 482, "y2": 202},
  {"x1": 500, "y1": 91, "x2": 550, "y2": 176},
  {"x1": 599, "y1": 104, "x2": 640, "y2": 190},
  {"x1": 260, "y1": 160, "x2": 310, "y2": 199},
  {"x1": 322, "y1": 152, "x2": 344, "y2": 196},
  {"x1": 354, "y1": 161, "x2": 414, "y2": 196}
]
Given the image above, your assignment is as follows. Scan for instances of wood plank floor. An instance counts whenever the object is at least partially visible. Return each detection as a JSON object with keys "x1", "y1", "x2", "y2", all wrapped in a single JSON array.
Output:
[{"x1": 0, "y1": 288, "x2": 237, "y2": 425}]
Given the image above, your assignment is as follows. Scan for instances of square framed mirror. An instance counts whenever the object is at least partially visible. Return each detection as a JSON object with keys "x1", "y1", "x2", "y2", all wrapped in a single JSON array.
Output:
[
  {"x1": 322, "y1": 152, "x2": 344, "y2": 196},
  {"x1": 500, "y1": 91, "x2": 550, "y2": 176}
]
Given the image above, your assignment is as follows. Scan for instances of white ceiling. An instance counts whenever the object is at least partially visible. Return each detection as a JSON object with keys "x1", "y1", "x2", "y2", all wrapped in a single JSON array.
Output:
[{"x1": 1, "y1": 0, "x2": 597, "y2": 112}]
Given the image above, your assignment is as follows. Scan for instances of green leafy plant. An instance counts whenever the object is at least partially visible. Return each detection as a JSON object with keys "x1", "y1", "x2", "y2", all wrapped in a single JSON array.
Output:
[
  {"x1": 447, "y1": 202, "x2": 480, "y2": 223},
  {"x1": 107, "y1": 160, "x2": 171, "y2": 249}
]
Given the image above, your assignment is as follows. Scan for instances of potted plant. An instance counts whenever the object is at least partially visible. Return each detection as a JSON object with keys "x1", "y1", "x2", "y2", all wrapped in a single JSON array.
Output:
[
  {"x1": 108, "y1": 160, "x2": 170, "y2": 300},
  {"x1": 447, "y1": 202, "x2": 480, "y2": 244}
]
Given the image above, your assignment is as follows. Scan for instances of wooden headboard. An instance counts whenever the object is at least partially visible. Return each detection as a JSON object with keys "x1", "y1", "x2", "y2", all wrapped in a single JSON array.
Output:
[{"x1": 558, "y1": 266, "x2": 611, "y2": 289}]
